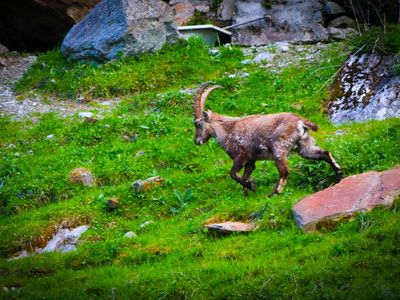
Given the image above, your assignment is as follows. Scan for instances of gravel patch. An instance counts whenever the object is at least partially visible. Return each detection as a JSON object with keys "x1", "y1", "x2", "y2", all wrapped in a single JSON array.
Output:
[{"x1": 0, "y1": 55, "x2": 120, "y2": 120}]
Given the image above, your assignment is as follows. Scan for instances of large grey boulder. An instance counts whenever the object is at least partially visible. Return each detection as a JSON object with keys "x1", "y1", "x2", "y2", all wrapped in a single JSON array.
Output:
[
  {"x1": 61, "y1": 0, "x2": 179, "y2": 62},
  {"x1": 232, "y1": 0, "x2": 328, "y2": 45}
]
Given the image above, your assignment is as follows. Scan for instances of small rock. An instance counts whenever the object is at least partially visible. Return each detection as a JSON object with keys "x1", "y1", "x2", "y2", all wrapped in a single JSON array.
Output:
[
  {"x1": 2, "y1": 286, "x2": 9, "y2": 292},
  {"x1": 253, "y1": 52, "x2": 275, "y2": 64},
  {"x1": 7, "y1": 144, "x2": 16, "y2": 148},
  {"x1": 107, "y1": 198, "x2": 120, "y2": 209},
  {"x1": 275, "y1": 42, "x2": 290, "y2": 53},
  {"x1": 132, "y1": 176, "x2": 164, "y2": 192},
  {"x1": 209, "y1": 49, "x2": 220, "y2": 56},
  {"x1": 8, "y1": 249, "x2": 30, "y2": 260},
  {"x1": 69, "y1": 167, "x2": 95, "y2": 187},
  {"x1": 14, "y1": 152, "x2": 20, "y2": 157},
  {"x1": 78, "y1": 112, "x2": 94, "y2": 118},
  {"x1": 327, "y1": 26, "x2": 357, "y2": 40},
  {"x1": 124, "y1": 231, "x2": 137, "y2": 238},
  {"x1": 228, "y1": 74, "x2": 236, "y2": 78},
  {"x1": 46, "y1": 134, "x2": 55, "y2": 140},
  {"x1": 334, "y1": 130, "x2": 346, "y2": 135},
  {"x1": 83, "y1": 117, "x2": 98, "y2": 123},
  {"x1": 329, "y1": 16, "x2": 355, "y2": 28},
  {"x1": 100, "y1": 101, "x2": 112, "y2": 106},
  {"x1": 140, "y1": 221, "x2": 154, "y2": 228},
  {"x1": 135, "y1": 150, "x2": 145, "y2": 157},
  {"x1": 241, "y1": 59, "x2": 253, "y2": 65},
  {"x1": 204, "y1": 221, "x2": 256, "y2": 234},
  {"x1": 195, "y1": 4, "x2": 209, "y2": 13},
  {"x1": 27, "y1": 150, "x2": 34, "y2": 155}
]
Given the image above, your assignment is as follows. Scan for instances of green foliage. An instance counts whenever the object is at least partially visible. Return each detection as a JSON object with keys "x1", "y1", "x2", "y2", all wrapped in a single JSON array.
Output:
[
  {"x1": 347, "y1": 25, "x2": 400, "y2": 55},
  {"x1": 1, "y1": 40, "x2": 400, "y2": 299},
  {"x1": 15, "y1": 38, "x2": 244, "y2": 99}
]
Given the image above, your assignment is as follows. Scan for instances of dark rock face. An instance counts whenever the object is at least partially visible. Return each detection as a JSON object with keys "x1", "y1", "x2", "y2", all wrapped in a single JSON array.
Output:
[
  {"x1": 0, "y1": 0, "x2": 99, "y2": 52},
  {"x1": 61, "y1": 0, "x2": 179, "y2": 62},
  {"x1": 232, "y1": 0, "x2": 329, "y2": 45},
  {"x1": 292, "y1": 167, "x2": 400, "y2": 232},
  {"x1": 328, "y1": 54, "x2": 400, "y2": 124}
]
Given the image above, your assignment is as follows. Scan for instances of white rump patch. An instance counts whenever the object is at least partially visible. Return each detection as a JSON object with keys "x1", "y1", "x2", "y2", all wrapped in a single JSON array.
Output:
[{"x1": 297, "y1": 121, "x2": 309, "y2": 138}]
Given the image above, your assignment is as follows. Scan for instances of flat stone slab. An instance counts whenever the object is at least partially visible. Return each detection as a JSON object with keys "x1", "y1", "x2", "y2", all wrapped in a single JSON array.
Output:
[
  {"x1": 292, "y1": 167, "x2": 400, "y2": 232},
  {"x1": 204, "y1": 221, "x2": 256, "y2": 234}
]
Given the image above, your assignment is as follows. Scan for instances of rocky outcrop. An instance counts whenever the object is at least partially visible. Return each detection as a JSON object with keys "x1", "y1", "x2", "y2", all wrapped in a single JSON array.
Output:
[
  {"x1": 232, "y1": 0, "x2": 329, "y2": 45},
  {"x1": 292, "y1": 167, "x2": 400, "y2": 232},
  {"x1": 61, "y1": 0, "x2": 179, "y2": 62},
  {"x1": 328, "y1": 53, "x2": 400, "y2": 124}
]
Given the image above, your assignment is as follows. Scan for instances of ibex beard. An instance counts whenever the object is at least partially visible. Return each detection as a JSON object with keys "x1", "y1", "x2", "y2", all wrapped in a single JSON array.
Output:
[{"x1": 193, "y1": 83, "x2": 343, "y2": 196}]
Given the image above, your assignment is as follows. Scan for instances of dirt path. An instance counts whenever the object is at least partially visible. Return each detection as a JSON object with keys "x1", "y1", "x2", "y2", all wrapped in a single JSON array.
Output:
[{"x1": 0, "y1": 55, "x2": 120, "y2": 120}]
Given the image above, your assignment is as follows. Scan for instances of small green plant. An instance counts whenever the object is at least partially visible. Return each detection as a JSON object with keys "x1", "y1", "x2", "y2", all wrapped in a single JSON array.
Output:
[
  {"x1": 347, "y1": 24, "x2": 400, "y2": 55},
  {"x1": 169, "y1": 189, "x2": 193, "y2": 215}
]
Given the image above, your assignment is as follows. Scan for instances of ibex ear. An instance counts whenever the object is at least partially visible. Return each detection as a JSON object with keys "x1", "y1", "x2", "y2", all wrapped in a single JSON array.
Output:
[{"x1": 202, "y1": 111, "x2": 210, "y2": 122}]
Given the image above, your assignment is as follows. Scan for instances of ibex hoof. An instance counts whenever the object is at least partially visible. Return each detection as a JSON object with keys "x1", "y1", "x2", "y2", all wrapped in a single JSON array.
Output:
[{"x1": 246, "y1": 181, "x2": 256, "y2": 192}]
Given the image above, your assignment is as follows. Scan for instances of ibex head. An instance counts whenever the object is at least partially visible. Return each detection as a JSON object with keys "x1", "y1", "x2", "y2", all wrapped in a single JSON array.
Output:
[{"x1": 193, "y1": 83, "x2": 222, "y2": 145}]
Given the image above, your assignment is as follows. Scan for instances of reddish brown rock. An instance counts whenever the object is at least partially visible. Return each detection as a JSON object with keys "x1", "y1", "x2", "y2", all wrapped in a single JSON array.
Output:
[
  {"x1": 173, "y1": 2, "x2": 196, "y2": 25},
  {"x1": 107, "y1": 198, "x2": 120, "y2": 209},
  {"x1": 292, "y1": 167, "x2": 400, "y2": 232},
  {"x1": 204, "y1": 221, "x2": 256, "y2": 234},
  {"x1": 68, "y1": 167, "x2": 95, "y2": 187}
]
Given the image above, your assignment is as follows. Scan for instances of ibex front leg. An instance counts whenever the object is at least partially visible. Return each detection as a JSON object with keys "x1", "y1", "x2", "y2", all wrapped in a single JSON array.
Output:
[
  {"x1": 230, "y1": 155, "x2": 254, "y2": 191},
  {"x1": 242, "y1": 161, "x2": 256, "y2": 196}
]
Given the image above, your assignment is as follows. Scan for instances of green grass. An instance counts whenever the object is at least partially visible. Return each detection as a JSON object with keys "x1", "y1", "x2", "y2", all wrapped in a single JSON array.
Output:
[
  {"x1": 14, "y1": 38, "x2": 244, "y2": 99},
  {"x1": 1, "y1": 38, "x2": 400, "y2": 299},
  {"x1": 347, "y1": 24, "x2": 400, "y2": 55}
]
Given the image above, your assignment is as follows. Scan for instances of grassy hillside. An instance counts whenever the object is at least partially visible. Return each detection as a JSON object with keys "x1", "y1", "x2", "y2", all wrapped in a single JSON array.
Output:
[{"x1": 1, "y1": 38, "x2": 400, "y2": 299}]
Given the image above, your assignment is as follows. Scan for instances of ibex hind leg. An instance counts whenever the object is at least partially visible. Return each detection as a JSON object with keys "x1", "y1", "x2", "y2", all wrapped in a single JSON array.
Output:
[
  {"x1": 270, "y1": 157, "x2": 289, "y2": 196},
  {"x1": 299, "y1": 140, "x2": 343, "y2": 181}
]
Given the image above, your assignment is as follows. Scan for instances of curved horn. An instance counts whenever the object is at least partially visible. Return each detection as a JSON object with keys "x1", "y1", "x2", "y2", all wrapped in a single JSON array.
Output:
[
  {"x1": 200, "y1": 85, "x2": 223, "y2": 114},
  {"x1": 193, "y1": 82, "x2": 211, "y2": 120}
]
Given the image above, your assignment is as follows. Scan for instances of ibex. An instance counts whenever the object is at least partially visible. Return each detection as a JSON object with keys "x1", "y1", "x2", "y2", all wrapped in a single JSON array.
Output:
[{"x1": 193, "y1": 83, "x2": 343, "y2": 195}]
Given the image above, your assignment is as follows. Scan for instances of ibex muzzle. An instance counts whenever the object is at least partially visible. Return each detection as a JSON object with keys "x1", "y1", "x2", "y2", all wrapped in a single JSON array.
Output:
[{"x1": 193, "y1": 83, "x2": 343, "y2": 195}]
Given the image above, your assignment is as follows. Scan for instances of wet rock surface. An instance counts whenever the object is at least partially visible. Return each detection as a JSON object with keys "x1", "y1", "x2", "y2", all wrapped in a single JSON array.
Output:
[
  {"x1": 328, "y1": 53, "x2": 400, "y2": 124},
  {"x1": 9, "y1": 225, "x2": 89, "y2": 260},
  {"x1": 292, "y1": 167, "x2": 400, "y2": 232}
]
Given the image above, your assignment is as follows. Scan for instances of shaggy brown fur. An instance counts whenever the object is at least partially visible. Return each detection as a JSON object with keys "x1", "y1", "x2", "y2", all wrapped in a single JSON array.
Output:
[{"x1": 193, "y1": 83, "x2": 342, "y2": 195}]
